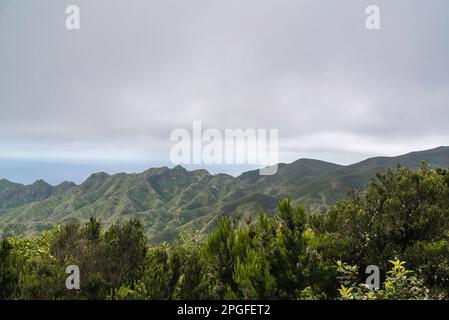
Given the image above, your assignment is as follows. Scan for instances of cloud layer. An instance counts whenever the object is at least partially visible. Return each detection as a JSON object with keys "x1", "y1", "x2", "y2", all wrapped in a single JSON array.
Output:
[{"x1": 1, "y1": 0, "x2": 448, "y2": 182}]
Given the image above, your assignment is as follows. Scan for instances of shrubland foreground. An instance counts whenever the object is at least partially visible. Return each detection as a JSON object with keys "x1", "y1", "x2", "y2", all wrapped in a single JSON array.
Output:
[{"x1": 1, "y1": 164, "x2": 449, "y2": 300}]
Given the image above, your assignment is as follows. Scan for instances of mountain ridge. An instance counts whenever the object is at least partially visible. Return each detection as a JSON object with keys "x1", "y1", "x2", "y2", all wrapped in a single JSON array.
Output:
[{"x1": 1, "y1": 146, "x2": 449, "y2": 242}]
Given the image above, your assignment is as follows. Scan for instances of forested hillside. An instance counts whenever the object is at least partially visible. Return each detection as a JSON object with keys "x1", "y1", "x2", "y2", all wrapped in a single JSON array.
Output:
[
  {"x1": 1, "y1": 147, "x2": 449, "y2": 242},
  {"x1": 1, "y1": 164, "x2": 448, "y2": 300}
]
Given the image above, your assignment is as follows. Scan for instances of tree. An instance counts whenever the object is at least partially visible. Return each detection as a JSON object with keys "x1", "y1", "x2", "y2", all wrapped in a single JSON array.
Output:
[
  {"x1": 0, "y1": 239, "x2": 18, "y2": 299},
  {"x1": 101, "y1": 219, "x2": 148, "y2": 298},
  {"x1": 172, "y1": 232, "x2": 207, "y2": 299},
  {"x1": 202, "y1": 216, "x2": 250, "y2": 299},
  {"x1": 230, "y1": 246, "x2": 277, "y2": 299}
]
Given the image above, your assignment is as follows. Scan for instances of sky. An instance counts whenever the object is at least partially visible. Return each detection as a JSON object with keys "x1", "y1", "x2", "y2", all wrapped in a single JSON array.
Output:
[{"x1": 1, "y1": 0, "x2": 449, "y2": 184}]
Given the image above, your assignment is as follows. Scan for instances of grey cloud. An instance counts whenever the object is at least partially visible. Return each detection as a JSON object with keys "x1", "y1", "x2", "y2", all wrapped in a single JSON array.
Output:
[{"x1": 0, "y1": 0, "x2": 448, "y2": 177}]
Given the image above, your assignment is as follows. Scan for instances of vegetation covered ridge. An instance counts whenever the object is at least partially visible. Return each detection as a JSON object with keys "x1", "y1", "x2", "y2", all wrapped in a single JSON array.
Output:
[
  {"x1": 1, "y1": 146, "x2": 449, "y2": 243},
  {"x1": 1, "y1": 164, "x2": 449, "y2": 300}
]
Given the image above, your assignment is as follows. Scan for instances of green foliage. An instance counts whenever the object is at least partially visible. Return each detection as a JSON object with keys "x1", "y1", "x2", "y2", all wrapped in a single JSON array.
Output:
[
  {"x1": 231, "y1": 248, "x2": 277, "y2": 299},
  {"x1": 0, "y1": 239, "x2": 18, "y2": 298},
  {"x1": 171, "y1": 232, "x2": 206, "y2": 299},
  {"x1": 337, "y1": 260, "x2": 429, "y2": 300},
  {"x1": 114, "y1": 281, "x2": 147, "y2": 300},
  {"x1": 311, "y1": 164, "x2": 449, "y2": 297},
  {"x1": 270, "y1": 199, "x2": 308, "y2": 298},
  {"x1": 1, "y1": 164, "x2": 448, "y2": 300},
  {"x1": 202, "y1": 216, "x2": 250, "y2": 298},
  {"x1": 101, "y1": 219, "x2": 147, "y2": 295},
  {"x1": 17, "y1": 256, "x2": 66, "y2": 300}
]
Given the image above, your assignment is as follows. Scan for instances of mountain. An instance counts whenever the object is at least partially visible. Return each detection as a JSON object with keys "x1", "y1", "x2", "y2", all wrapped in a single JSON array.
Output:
[
  {"x1": 0, "y1": 179, "x2": 76, "y2": 210},
  {"x1": 1, "y1": 146, "x2": 449, "y2": 242},
  {"x1": 292, "y1": 146, "x2": 449, "y2": 211}
]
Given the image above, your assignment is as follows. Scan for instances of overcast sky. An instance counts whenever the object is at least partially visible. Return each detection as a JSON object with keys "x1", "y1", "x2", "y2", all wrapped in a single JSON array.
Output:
[{"x1": 1, "y1": 0, "x2": 449, "y2": 184}]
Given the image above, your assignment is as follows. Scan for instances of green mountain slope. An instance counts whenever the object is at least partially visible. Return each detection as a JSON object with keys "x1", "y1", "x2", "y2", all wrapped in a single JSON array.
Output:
[
  {"x1": 1, "y1": 146, "x2": 449, "y2": 242},
  {"x1": 0, "y1": 179, "x2": 76, "y2": 209},
  {"x1": 294, "y1": 146, "x2": 449, "y2": 211}
]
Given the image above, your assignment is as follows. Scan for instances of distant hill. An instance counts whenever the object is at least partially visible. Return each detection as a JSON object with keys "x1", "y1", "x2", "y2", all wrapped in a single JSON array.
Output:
[
  {"x1": 0, "y1": 179, "x2": 76, "y2": 209},
  {"x1": 1, "y1": 146, "x2": 449, "y2": 242}
]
